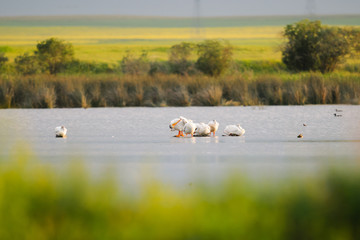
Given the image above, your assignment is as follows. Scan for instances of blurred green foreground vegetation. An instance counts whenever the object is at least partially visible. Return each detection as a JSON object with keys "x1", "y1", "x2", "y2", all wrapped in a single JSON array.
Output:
[{"x1": 1, "y1": 152, "x2": 360, "y2": 239}]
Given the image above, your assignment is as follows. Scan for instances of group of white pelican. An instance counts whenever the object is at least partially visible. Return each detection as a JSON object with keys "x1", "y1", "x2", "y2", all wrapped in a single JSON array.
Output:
[
  {"x1": 55, "y1": 117, "x2": 245, "y2": 139},
  {"x1": 169, "y1": 116, "x2": 245, "y2": 137}
]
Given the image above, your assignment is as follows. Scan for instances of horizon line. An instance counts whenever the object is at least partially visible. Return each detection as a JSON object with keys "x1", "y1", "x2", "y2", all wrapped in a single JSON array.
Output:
[{"x1": 1, "y1": 13, "x2": 359, "y2": 19}]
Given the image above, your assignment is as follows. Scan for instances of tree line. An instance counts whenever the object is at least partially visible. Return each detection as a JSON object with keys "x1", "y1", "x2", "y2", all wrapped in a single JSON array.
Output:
[
  {"x1": 0, "y1": 19, "x2": 359, "y2": 77},
  {"x1": 0, "y1": 38, "x2": 234, "y2": 77}
]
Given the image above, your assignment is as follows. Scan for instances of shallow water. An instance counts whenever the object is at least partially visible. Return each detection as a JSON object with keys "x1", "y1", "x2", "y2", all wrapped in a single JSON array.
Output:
[{"x1": 1, "y1": 105, "x2": 360, "y2": 183}]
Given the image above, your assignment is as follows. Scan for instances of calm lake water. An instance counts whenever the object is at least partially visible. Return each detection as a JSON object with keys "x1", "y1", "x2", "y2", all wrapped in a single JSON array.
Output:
[{"x1": 1, "y1": 105, "x2": 360, "y2": 183}]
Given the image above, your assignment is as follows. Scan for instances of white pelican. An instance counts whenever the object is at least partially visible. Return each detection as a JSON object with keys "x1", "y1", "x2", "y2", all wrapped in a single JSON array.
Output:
[
  {"x1": 184, "y1": 121, "x2": 196, "y2": 137},
  {"x1": 194, "y1": 123, "x2": 211, "y2": 137},
  {"x1": 55, "y1": 126, "x2": 67, "y2": 138},
  {"x1": 169, "y1": 116, "x2": 189, "y2": 137},
  {"x1": 223, "y1": 124, "x2": 245, "y2": 136},
  {"x1": 208, "y1": 120, "x2": 219, "y2": 136}
]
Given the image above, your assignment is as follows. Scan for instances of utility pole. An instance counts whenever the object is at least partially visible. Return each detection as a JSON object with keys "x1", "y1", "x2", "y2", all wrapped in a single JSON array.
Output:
[
  {"x1": 305, "y1": 0, "x2": 316, "y2": 18},
  {"x1": 194, "y1": 0, "x2": 201, "y2": 39}
]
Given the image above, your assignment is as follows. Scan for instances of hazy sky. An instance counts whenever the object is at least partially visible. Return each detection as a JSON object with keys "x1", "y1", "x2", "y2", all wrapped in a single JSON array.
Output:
[{"x1": 1, "y1": 0, "x2": 360, "y2": 17}]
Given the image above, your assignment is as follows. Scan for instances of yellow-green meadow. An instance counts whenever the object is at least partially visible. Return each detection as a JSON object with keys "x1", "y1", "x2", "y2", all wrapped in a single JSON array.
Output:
[
  {"x1": 0, "y1": 26, "x2": 283, "y2": 63},
  {"x1": 1, "y1": 15, "x2": 359, "y2": 64}
]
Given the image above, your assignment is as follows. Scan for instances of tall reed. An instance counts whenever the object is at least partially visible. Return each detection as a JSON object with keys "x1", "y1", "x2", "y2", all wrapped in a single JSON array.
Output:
[{"x1": 0, "y1": 72, "x2": 359, "y2": 108}]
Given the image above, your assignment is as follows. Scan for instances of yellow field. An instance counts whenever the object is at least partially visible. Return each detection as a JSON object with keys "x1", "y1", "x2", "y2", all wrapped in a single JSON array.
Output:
[
  {"x1": 0, "y1": 26, "x2": 283, "y2": 43},
  {"x1": 0, "y1": 26, "x2": 284, "y2": 63},
  {"x1": 1, "y1": 14, "x2": 359, "y2": 64}
]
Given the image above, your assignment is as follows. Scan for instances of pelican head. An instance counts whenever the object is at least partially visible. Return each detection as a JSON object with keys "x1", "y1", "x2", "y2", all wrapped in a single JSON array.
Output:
[{"x1": 170, "y1": 116, "x2": 189, "y2": 137}]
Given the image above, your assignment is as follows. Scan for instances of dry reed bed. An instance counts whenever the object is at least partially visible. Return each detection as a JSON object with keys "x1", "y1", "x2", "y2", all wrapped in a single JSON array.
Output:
[{"x1": 0, "y1": 73, "x2": 359, "y2": 108}]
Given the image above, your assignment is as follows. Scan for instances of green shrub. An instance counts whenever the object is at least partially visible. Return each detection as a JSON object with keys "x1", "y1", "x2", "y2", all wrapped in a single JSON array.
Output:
[
  {"x1": 14, "y1": 53, "x2": 42, "y2": 75},
  {"x1": 168, "y1": 42, "x2": 195, "y2": 75},
  {"x1": 342, "y1": 63, "x2": 360, "y2": 73},
  {"x1": 0, "y1": 52, "x2": 11, "y2": 74},
  {"x1": 64, "y1": 60, "x2": 115, "y2": 74},
  {"x1": 195, "y1": 40, "x2": 233, "y2": 77},
  {"x1": 235, "y1": 60, "x2": 287, "y2": 74},
  {"x1": 120, "y1": 51, "x2": 150, "y2": 75},
  {"x1": 0, "y1": 52, "x2": 8, "y2": 67},
  {"x1": 35, "y1": 38, "x2": 74, "y2": 75},
  {"x1": 282, "y1": 20, "x2": 360, "y2": 73},
  {"x1": 149, "y1": 61, "x2": 171, "y2": 75}
]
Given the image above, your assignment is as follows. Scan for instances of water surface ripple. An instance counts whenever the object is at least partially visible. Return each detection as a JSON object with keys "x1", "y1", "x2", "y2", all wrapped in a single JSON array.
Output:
[{"x1": 1, "y1": 105, "x2": 359, "y2": 182}]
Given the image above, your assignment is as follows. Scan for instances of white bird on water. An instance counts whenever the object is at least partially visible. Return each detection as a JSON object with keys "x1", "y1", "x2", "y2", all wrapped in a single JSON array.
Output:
[
  {"x1": 169, "y1": 116, "x2": 189, "y2": 137},
  {"x1": 194, "y1": 123, "x2": 211, "y2": 136},
  {"x1": 223, "y1": 124, "x2": 245, "y2": 136},
  {"x1": 55, "y1": 126, "x2": 67, "y2": 138},
  {"x1": 184, "y1": 121, "x2": 196, "y2": 137},
  {"x1": 208, "y1": 120, "x2": 219, "y2": 136}
]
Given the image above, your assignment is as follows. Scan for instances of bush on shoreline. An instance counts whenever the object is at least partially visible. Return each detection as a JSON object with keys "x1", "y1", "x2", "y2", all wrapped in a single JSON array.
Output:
[{"x1": 281, "y1": 20, "x2": 360, "y2": 73}]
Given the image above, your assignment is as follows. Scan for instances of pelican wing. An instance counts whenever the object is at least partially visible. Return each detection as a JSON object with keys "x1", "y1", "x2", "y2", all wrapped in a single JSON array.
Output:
[
  {"x1": 170, "y1": 117, "x2": 188, "y2": 131},
  {"x1": 55, "y1": 126, "x2": 67, "y2": 137},
  {"x1": 208, "y1": 120, "x2": 219, "y2": 132},
  {"x1": 224, "y1": 125, "x2": 245, "y2": 136},
  {"x1": 195, "y1": 123, "x2": 211, "y2": 136},
  {"x1": 184, "y1": 122, "x2": 196, "y2": 135},
  {"x1": 169, "y1": 118, "x2": 181, "y2": 131}
]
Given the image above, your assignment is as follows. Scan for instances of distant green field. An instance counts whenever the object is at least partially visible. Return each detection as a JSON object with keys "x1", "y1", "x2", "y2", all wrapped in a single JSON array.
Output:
[
  {"x1": 0, "y1": 15, "x2": 358, "y2": 63},
  {"x1": 1, "y1": 15, "x2": 359, "y2": 27}
]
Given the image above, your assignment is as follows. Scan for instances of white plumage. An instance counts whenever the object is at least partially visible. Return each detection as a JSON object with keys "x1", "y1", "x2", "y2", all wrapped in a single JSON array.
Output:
[
  {"x1": 194, "y1": 123, "x2": 211, "y2": 136},
  {"x1": 223, "y1": 124, "x2": 245, "y2": 136},
  {"x1": 208, "y1": 120, "x2": 219, "y2": 136},
  {"x1": 169, "y1": 116, "x2": 189, "y2": 137},
  {"x1": 184, "y1": 121, "x2": 196, "y2": 137},
  {"x1": 55, "y1": 126, "x2": 67, "y2": 138}
]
